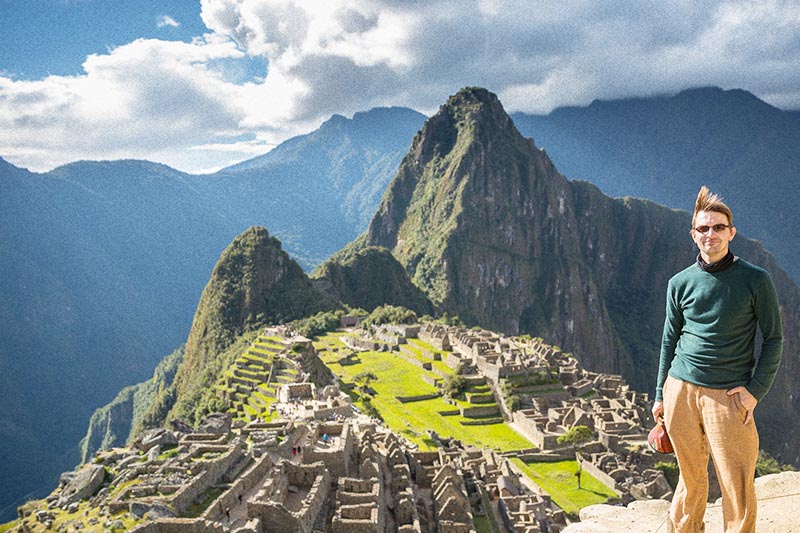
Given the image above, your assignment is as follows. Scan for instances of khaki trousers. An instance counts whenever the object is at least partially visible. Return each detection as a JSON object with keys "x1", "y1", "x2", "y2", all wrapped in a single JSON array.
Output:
[{"x1": 662, "y1": 376, "x2": 759, "y2": 533}]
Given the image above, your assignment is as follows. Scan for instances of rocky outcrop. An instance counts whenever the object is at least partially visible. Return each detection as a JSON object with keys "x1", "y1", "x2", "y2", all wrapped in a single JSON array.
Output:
[
  {"x1": 134, "y1": 429, "x2": 178, "y2": 452},
  {"x1": 56, "y1": 464, "x2": 105, "y2": 507}
]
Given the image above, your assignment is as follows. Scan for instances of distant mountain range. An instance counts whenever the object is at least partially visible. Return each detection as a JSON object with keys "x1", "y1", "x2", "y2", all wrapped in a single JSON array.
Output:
[{"x1": 3, "y1": 86, "x2": 800, "y2": 520}]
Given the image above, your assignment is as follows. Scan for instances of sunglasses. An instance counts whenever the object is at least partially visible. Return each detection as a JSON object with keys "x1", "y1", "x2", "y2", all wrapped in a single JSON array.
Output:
[{"x1": 693, "y1": 224, "x2": 731, "y2": 234}]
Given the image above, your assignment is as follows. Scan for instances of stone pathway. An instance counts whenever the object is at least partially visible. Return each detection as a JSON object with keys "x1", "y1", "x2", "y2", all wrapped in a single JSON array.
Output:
[{"x1": 563, "y1": 471, "x2": 800, "y2": 532}]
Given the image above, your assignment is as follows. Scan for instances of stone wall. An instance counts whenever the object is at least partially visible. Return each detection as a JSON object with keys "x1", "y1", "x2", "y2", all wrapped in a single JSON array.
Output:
[
  {"x1": 170, "y1": 446, "x2": 245, "y2": 514},
  {"x1": 130, "y1": 518, "x2": 234, "y2": 533},
  {"x1": 460, "y1": 405, "x2": 499, "y2": 417},
  {"x1": 396, "y1": 393, "x2": 441, "y2": 403},
  {"x1": 302, "y1": 422, "x2": 353, "y2": 478},
  {"x1": 249, "y1": 464, "x2": 331, "y2": 533},
  {"x1": 512, "y1": 410, "x2": 560, "y2": 449},
  {"x1": 331, "y1": 506, "x2": 380, "y2": 533},
  {"x1": 579, "y1": 459, "x2": 622, "y2": 496},
  {"x1": 201, "y1": 454, "x2": 273, "y2": 521}
]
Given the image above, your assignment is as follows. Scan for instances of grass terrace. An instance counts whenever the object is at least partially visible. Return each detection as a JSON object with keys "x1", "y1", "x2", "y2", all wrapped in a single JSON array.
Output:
[
  {"x1": 400, "y1": 340, "x2": 453, "y2": 375},
  {"x1": 511, "y1": 458, "x2": 618, "y2": 516},
  {"x1": 315, "y1": 332, "x2": 532, "y2": 452}
]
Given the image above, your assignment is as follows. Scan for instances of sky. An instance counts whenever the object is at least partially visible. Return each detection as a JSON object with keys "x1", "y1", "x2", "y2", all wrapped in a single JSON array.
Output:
[{"x1": 1, "y1": 0, "x2": 799, "y2": 174}]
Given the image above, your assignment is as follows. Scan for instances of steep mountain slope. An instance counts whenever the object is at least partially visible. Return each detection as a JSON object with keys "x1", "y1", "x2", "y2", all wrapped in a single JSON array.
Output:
[
  {"x1": 139, "y1": 226, "x2": 336, "y2": 429},
  {"x1": 79, "y1": 346, "x2": 184, "y2": 464},
  {"x1": 360, "y1": 87, "x2": 800, "y2": 465},
  {"x1": 206, "y1": 107, "x2": 426, "y2": 267},
  {"x1": 511, "y1": 87, "x2": 800, "y2": 283},
  {"x1": 221, "y1": 107, "x2": 425, "y2": 233}
]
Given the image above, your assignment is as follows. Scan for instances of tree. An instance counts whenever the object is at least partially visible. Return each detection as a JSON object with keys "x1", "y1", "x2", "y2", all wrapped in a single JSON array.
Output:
[
  {"x1": 353, "y1": 371, "x2": 378, "y2": 394},
  {"x1": 557, "y1": 425, "x2": 593, "y2": 489},
  {"x1": 441, "y1": 373, "x2": 468, "y2": 399}
]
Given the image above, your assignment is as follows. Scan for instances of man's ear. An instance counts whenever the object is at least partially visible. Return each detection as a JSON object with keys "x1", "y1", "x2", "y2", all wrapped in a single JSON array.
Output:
[{"x1": 729, "y1": 226, "x2": 736, "y2": 241}]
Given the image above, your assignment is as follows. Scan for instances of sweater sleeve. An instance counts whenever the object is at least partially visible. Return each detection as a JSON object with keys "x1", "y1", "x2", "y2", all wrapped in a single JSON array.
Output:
[
  {"x1": 656, "y1": 278, "x2": 683, "y2": 401},
  {"x1": 747, "y1": 272, "x2": 783, "y2": 402}
]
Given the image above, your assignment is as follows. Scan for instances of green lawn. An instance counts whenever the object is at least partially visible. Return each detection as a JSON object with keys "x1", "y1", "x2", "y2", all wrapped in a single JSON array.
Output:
[
  {"x1": 315, "y1": 333, "x2": 533, "y2": 452},
  {"x1": 511, "y1": 458, "x2": 618, "y2": 515}
]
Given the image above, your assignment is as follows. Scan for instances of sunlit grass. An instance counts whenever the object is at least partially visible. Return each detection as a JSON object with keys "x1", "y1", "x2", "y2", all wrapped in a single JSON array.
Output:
[
  {"x1": 315, "y1": 332, "x2": 533, "y2": 452},
  {"x1": 511, "y1": 458, "x2": 618, "y2": 515}
]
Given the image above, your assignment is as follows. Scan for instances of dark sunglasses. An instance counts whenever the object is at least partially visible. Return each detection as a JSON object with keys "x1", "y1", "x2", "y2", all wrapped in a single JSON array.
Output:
[{"x1": 693, "y1": 224, "x2": 730, "y2": 234}]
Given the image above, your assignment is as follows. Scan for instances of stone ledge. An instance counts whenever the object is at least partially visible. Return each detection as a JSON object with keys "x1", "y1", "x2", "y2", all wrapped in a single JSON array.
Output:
[{"x1": 563, "y1": 471, "x2": 800, "y2": 533}]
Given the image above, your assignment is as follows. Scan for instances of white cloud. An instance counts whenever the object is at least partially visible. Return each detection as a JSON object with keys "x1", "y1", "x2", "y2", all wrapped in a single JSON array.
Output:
[
  {"x1": 157, "y1": 15, "x2": 181, "y2": 28},
  {"x1": 2, "y1": 0, "x2": 800, "y2": 173},
  {"x1": 0, "y1": 37, "x2": 272, "y2": 173}
]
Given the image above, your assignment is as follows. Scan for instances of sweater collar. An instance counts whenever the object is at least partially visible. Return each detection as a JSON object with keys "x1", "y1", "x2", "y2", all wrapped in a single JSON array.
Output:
[{"x1": 697, "y1": 250, "x2": 736, "y2": 273}]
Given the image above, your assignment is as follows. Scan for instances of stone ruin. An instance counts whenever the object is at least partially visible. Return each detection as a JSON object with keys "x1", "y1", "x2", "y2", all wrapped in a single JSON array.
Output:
[{"x1": 11, "y1": 322, "x2": 677, "y2": 533}]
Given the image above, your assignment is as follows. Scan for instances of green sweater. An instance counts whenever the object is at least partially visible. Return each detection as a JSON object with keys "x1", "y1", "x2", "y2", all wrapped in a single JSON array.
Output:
[{"x1": 655, "y1": 258, "x2": 783, "y2": 402}]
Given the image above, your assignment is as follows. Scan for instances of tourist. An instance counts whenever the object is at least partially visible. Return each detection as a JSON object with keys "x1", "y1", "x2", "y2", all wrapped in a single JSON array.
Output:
[{"x1": 652, "y1": 186, "x2": 783, "y2": 532}]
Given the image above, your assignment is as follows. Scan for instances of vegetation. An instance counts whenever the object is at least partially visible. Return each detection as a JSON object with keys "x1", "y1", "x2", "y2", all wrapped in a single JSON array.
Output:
[
  {"x1": 511, "y1": 459, "x2": 617, "y2": 517},
  {"x1": 361, "y1": 305, "x2": 417, "y2": 328},
  {"x1": 291, "y1": 309, "x2": 346, "y2": 338},
  {"x1": 441, "y1": 373, "x2": 468, "y2": 399},
  {"x1": 557, "y1": 425, "x2": 594, "y2": 489},
  {"x1": 755, "y1": 449, "x2": 796, "y2": 477},
  {"x1": 655, "y1": 461, "x2": 680, "y2": 489},
  {"x1": 80, "y1": 345, "x2": 185, "y2": 462}
]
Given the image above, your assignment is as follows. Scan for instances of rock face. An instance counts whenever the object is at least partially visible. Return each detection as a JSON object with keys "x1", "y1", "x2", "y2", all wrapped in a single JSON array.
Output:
[
  {"x1": 134, "y1": 428, "x2": 178, "y2": 452},
  {"x1": 197, "y1": 412, "x2": 232, "y2": 435},
  {"x1": 359, "y1": 87, "x2": 800, "y2": 466},
  {"x1": 56, "y1": 464, "x2": 105, "y2": 507}
]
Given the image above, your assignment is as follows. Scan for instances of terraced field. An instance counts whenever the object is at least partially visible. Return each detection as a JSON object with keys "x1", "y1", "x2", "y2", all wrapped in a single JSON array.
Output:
[
  {"x1": 214, "y1": 333, "x2": 296, "y2": 422},
  {"x1": 314, "y1": 332, "x2": 532, "y2": 451}
]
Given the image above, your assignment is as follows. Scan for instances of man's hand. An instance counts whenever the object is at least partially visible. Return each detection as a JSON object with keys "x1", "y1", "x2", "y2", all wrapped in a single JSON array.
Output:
[
  {"x1": 652, "y1": 400, "x2": 664, "y2": 421},
  {"x1": 727, "y1": 386, "x2": 757, "y2": 424}
]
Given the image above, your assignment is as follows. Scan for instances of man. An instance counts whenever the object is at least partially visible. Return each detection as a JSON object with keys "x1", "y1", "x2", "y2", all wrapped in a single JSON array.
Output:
[{"x1": 652, "y1": 186, "x2": 783, "y2": 532}]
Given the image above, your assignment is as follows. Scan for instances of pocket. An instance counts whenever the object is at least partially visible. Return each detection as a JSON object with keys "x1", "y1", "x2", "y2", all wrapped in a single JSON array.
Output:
[{"x1": 730, "y1": 392, "x2": 748, "y2": 424}]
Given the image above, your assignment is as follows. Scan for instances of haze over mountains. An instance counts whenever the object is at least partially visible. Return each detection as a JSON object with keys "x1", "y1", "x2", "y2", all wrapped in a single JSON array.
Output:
[{"x1": 2, "y1": 86, "x2": 799, "y2": 520}]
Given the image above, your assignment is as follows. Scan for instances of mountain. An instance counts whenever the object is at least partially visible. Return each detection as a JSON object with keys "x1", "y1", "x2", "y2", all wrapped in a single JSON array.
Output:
[
  {"x1": 137, "y1": 226, "x2": 336, "y2": 430},
  {"x1": 510, "y1": 87, "x2": 800, "y2": 284},
  {"x1": 77, "y1": 239, "x2": 434, "y2": 461},
  {"x1": 0, "y1": 107, "x2": 424, "y2": 520},
  {"x1": 356, "y1": 87, "x2": 800, "y2": 465},
  {"x1": 312, "y1": 246, "x2": 435, "y2": 315},
  {"x1": 206, "y1": 107, "x2": 427, "y2": 266}
]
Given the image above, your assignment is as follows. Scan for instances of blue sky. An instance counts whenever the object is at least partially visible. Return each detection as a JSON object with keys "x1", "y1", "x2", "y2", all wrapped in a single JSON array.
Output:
[
  {"x1": 1, "y1": 0, "x2": 799, "y2": 174},
  {"x1": 1, "y1": 1, "x2": 207, "y2": 79}
]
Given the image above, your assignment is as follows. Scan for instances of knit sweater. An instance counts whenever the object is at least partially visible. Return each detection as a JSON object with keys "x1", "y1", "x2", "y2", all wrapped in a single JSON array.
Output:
[{"x1": 655, "y1": 258, "x2": 783, "y2": 402}]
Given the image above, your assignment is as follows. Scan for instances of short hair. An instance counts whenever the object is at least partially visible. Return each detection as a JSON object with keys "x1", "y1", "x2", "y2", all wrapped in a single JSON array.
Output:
[{"x1": 693, "y1": 185, "x2": 733, "y2": 227}]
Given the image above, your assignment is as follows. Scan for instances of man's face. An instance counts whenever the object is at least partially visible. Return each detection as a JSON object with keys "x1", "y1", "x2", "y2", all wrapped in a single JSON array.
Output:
[{"x1": 692, "y1": 210, "x2": 736, "y2": 262}]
